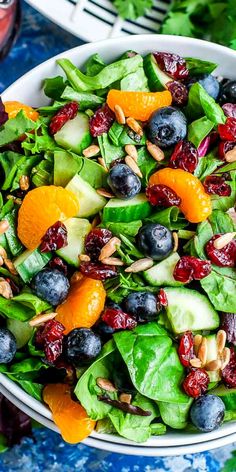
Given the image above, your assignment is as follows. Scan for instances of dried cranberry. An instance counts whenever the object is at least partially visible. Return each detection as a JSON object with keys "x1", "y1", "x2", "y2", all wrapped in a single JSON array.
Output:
[
  {"x1": 102, "y1": 308, "x2": 137, "y2": 330},
  {"x1": 173, "y1": 256, "x2": 211, "y2": 283},
  {"x1": 0, "y1": 97, "x2": 8, "y2": 127},
  {"x1": 178, "y1": 331, "x2": 194, "y2": 367},
  {"x1": 89, "y1": 104, "x2": 115, "y2": 137},
  {"x1": 40, "y1": 221, "x2": 68, "y2": 253},
  {"x1": 44, "y1": 339, "x2": 63, "y2": 364},
  {"x1": 85, "y1": 228, "x2": 112, "y2": 261},
  {"x1": 166, "y1": 81, "x2": 188, "y2": 106},
  {"x1": 183, "y1": 369, "x2": 210, "y2": 398},
  {"x1": 218, "y1": 117, "x2": 236, "y2": 142},
  {"x1": 222, "y1": 347, "x2": 236, "y2": 388},
  {"x1": 205, "y1": 235, "x2": 236, "y2": 267},
  {"x1": 157, "y1": 288, "x2": 168, "y2": 307},
  {"x1": 35, "y1": 319, "x2": 65, "y2": 364},
  {"x1": 49, "y1": 102, "x2": 78, "y2": 135},
  {"x1": 204, "y1": 175, "x2": 231, "y2": 197},
  {"x1": 221, "y1": 313, "x2": 236, "y2": 346},
  {"x1": 36, "y1": 319, "x2": 65, "y2": 346},
  {"x1": 169, "y1": 140, "x2": 198, "y2": 173},
  {"x1": 80, "y1": 261, "x2": 117, "y2": 280},
  {"x1": 218, "y1": 141, "x2": 235, "y2": 160},
  {"x1": 153, "y1": 52, "x2": 189, "y2": 80},
  {"x1": 146, "y1": 184, "x2": 181, "y2": 207},
  {"x1": 48, "y1": 256, "x2": 68, "y2": 275},
  {"x1": 222, "y1": 103, "x2": 236, "y2": 118}
]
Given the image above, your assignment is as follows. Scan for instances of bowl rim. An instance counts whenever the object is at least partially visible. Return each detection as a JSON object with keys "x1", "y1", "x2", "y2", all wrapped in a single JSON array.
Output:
[{"x1": 1, "y1": 34, "x2": 236, "y2": 452}]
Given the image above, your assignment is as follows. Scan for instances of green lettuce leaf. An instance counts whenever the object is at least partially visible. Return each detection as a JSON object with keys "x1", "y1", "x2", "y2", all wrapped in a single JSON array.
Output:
[
  {"x1": 186, "y1": 82, "x2": 226, "y2": 124},
  {"x1": 0, "y1": 111, "x2": 37, "y2": 147},
  {"x1": 44, "y1": 76, "x2": 66, "y2": 100},
  {"x1": 61, "y1": 86, "x2": 104, "y2": 110},
  {"x1": 188, "y1": 116, "x2": 214, "y2": 149},
  {"x1": 185, "y1": 57, "x2": 217, "y2": 76},
  {"x1": 158, "y1": 397, "x2": 193, "y2": 429},
  {"x1": 146, "y1": 206, "x2": 188, "y2": 230}
]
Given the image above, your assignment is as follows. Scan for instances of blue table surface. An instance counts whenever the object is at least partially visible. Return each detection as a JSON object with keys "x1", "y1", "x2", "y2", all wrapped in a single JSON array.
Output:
[{"x1": 0, "y1": 2, "x2": 235, "y2": 471}]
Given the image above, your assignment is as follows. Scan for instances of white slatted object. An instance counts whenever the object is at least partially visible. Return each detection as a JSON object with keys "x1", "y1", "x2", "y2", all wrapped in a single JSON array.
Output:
[{"x1": 25, "y1": 0, "x2": 171, "y2": 42}]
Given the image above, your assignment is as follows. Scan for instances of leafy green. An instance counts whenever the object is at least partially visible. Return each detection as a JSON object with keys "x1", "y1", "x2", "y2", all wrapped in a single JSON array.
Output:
[
  {"x1": 98, "y1": 134, "x2": 124, "y2": 166},
  {"x1": 0, "y1": 199, "x2": 14, "y2": 220},
  {"x1": 0, "y1": 151, "x2": 23, "y2": 190},
  {"x1": 43, "y1": 76, "x2": 66, "y2": 100},
  {"x1": 109, "y1": 393, "x2": 160, "y2": 443},
  {"x1": 84, "y1": 53, "x2": 106, "y2": 76},
  {"x1": 0, "y1": 288, "x2": 51, "y2": 321},
  {"x1": 108, "y1": 122, "x2": 146, "y2": 147},
  {"x1": 185, "y1": 57, "x2": 217, "y2": 76},
  {"x1": 57, "y1": 55, "x2": 143, "y2": 92},
  {"x1": 120, "y1": 67, "x2": 149, "y2": 91},
  {"x1": 75, "y1": 340, "x2": 118, "y2": 420},
  {"x1": 103, "y1": 220, "x2": 142, "y2": 238},
  {"x1": 0, "y1": 111, "x2": 37, "y2": 147},
  {"x1": 192, "y1": 210, "x2": 236, "y2": 311},
  {"x1": 22, "y1": 118, "x2": 57, "y2": 155},
  {"x1": 61, "y1": 86, "x2": 104, "y2": 110},
  {"x1": 5, "y1": 209, "x2": 24, "y2": 256},
  {"x1": 79, "y1": 157, "x2": 108, "y2": 189},
  {"x1": 194, "y1": 150, "x2": 222, "y2": 181},
  {"x1": 113, "y1": 0, "x2": 153, "y2": 20},
  {"x1": 185, "y1": 83, "x2": 226, "y2": 124},
  {"x1": 31, "y1": 153, "x2": 53, "y2": 187},
  {"x1": 114, "y1": 323, "x2": 189, "y2": 403},
  {"x1": 146, "y1": 206, "x2": 188, "y2": 230},
  {"x1": 221, "y1": 451, "x2": 236, "y2": 472},
  {"x1": 137, "y1": 147, "x2": 158, "y2": 185},
  {"x1": 188, "y1": 116, "x2": 214, "y2": 149},
  {"x1": 212, "y1": 171, "x2": 236, "y2": 212},
  {"x1": 158, "y1": 397, "x2": 193, "y2": 429}
]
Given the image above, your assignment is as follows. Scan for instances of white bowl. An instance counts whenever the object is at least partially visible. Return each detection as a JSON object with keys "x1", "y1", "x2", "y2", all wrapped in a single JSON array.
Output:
[{"x1": 1, "y1": 35, "x2": 236, "y2": 455}]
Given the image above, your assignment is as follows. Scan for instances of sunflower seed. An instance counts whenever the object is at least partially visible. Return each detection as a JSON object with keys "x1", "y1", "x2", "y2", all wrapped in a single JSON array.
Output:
[
  {"x1": 125, "y1": 258, "x2": 154, "y2": 273},
  {"x1": 146, "y1": 140, "x2": 165, "y2": 161},
  {"x1": 205, "y1": 359, "x2": 221, "y2": 371},
  {"x1": 126, "y1": 117, "x2": 143, "y2": 136},
  {"x1": 114, "y1": 104, "x2": 126, "y2": 125},
  {"x1": 125, "y1": 144, "x2": 138, "y2": 162},
  {"x1": 216, "y1": 330, "x2": 227, "y2": 354},
  {"x1": 19, "y1": 175, "x2": 30, "y2": 191},
  {"x1": 119, "y1": 393, "x2": 132, "y2": 404},
  {"x1": 190, "y1": 358, "x2": 202, "y2": 368},
  {"x1": 173, "y1": 232, "x2": 179, "y2": 252},
  {"x1": 99, "y1": 237, "x2": 121, "y2": 260},
  {"x1": 79, "y1": 254, "x2": 91, "y2": 262},
  {"x1": 213, "y1": 232, "x2": 236, "y2": 250},
  {"x1": 101, "y1": 257, "x2": 124, "y2": 266},
  {"x1": 96, "y1": 188, "x2": 115, "y2": 198},
  {"x1": 82, "y1": 144, "x2": 100, "y2": 158},
  {"x1": 198, "y1": 338, "x2": 207, "y2": 365},
  {"x1": 125, "y1": 155, "x2": 142, "y2": 178},
  {"x1": 29, "y1": 312, "x2": 57, "y2": 327},
  {"x1": 96, "y1": 377, "x2": 117, "y2": 392}
]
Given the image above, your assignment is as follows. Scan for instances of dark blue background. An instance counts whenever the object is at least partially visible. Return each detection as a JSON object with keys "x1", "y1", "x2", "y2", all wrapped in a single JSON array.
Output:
[{"x1": 0, "y1": 2, "x2": 235, "y2": 470}]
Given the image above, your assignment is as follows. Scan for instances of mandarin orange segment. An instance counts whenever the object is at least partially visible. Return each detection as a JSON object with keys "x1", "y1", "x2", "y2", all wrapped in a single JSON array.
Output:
[
  {"x1": 43, "y1": 383, "x2": 95, "y2": 443},
  {"x1": 56, "y1": 276, "x2": 106, "y2": 334},
  {"x1": 149, "y1": 168, "x2": 212, "y2": 223},
  {"x1": 4, "y1": 101, "x2": 39, "y2": 121},
  {"x1": 17, "y1": 186, "x2": 79, "y2": 250},
  {"x1": 107, "y1": 90, "x2": 172, "y2": 121}
]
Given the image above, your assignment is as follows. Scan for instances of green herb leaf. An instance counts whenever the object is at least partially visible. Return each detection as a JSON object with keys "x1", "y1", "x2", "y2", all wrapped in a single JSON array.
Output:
[
  {"x1": 44, "y1": 76, "x2": 66, "y2": 100},
  {"x1": 0, "y1": 111, "x2": 37, "y2": 147},
  {"x1": 185, "y1": 57, "x2": 217, "y2": 76},
  {"x1": 186, "y1": 83, "x2": 226, "y2": 125},
  {"x1": 146, "y1": 206, "x2": 188, "y2": 230},
  {"x1": 113, "y1": 0, "x2": 153, "y2": 20}
]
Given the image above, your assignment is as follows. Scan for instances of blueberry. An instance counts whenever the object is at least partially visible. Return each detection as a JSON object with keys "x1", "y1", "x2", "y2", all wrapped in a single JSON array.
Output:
[
  {"x1": 190, "y1": 394, "x2": 225, "y2": 432},
  {"x1": 146, "y1": 106, "x2": 187, "y2": 148},
  {"x1": 64, "y1": 328, "x2": 102, "y2": 366},
  {"x1": 124, "y1": 292, "x2": 159, "y2": 322},
  {"x1": 0, "y1": 328, "x2": 17, "y2": 363},
  {"x1": 94, "y1": 321, "x2": 115, "y2": 341},
  {"x1": 198, "y1": 74, "x2": 220, "y2": 100},
  {"x1": 219, "y1": 80, "x2": 236, "y2": 104},
  {"x1": 107, "y1": 164, "x2": 141, "y2": 199},
  {"x1": 32, "y1": 268, "x2": 70, "y2": 306},
  {"x1": 136, "y1": 223, "x2": 173, "y2": 261}
]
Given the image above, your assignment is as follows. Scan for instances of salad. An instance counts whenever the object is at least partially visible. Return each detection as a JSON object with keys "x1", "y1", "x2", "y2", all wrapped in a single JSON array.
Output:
[{"x1": 0, "y1": 49, "x2": 235, "y2": 445}]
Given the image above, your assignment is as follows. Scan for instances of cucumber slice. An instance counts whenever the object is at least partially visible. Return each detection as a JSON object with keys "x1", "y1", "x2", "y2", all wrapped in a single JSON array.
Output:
[
  {"x1": 7, "y1": 318, "x2": 33, "y2": 349},
  {"x1": 205, "y1": 335, "x2": 221, "y2": 382},
  {"x1": 102, "y1": 194, "x2": 152, "y2": 223},
  {"x1": 164, "y1": 287, "x2": 219, "y2": 334},
  {"x1": 143, "y1": 253, "x2": 183, "y2": 287},
  {"x1": 56, "y1": 217, "x2": 91, "y2": 267},
  {"x1": 143, "y1": 54, "x2": 173, "y2": 91},
  {"x1": 66, "y1": 174, "x2": 106, "y2": 217},
  {"x1": 14, "y1": 248, "x2": 52, "y2": 283},
  {"x1": 54, "y1": 112, "x2": 92, "y2": 154}
]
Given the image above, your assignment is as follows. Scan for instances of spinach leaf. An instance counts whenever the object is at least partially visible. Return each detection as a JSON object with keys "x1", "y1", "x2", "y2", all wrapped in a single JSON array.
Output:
[
  {"x1": 61, "y1": 86, "x2": 104, "y2": 110},
  {"x1": 98, "y1": 134, "x2": 124, "y2": 166},
  {"x1": 0, "y1": 288, "x2": 51, "y2": 321},
  {"x1": 38, "y1": 101, "x2": 66, "y2": 116},
  {"x1": 194, "y1": 150, "x2": 222, "y2": 181},
  {"x1": 95, "y1": 418, "x2": 116, "y2": 434},
  {"x1": 85, "y1": 53, "x2": 106, "y2": 77},
  {"x1": 0, "y1": 151, "x2": 23, "y2": 190},
  {"x1": 79, "y1": 157, "x2": 108, "y2": 189},
  {"x1": 114, "y1": 323, "x2": 189, "y2": 404},
  {"x1": 120, "y1": 67, "x2": 149, "y2": 91},
  {"x1": 158, "y1": 397, "x2": 193, "y2": 429},
  {"x1": 188, "y1": 116, "x2": 214, "y2": 149},
  {"x1": 108, "y1": 122, "x2": 146, "y2": 147},
  {"x1": 146, "y1": 206, "x2": 188, "y2": 230},
  {"x1": 44, "y1": 76, "x2": 66, "y2": 100},
  {"x1": 185, "y1": 83, "x2": 226, "y2": 125},
  {"x1": 193, "y1": 210, "x2": 236, "y2": 312},
  {"x1": 137, "y1": 147, "x2": 158, "y2": 185},
  {"x1": 0, "y1": 199, "x2": 14, "y2": 220},
  {"x1": 103, "y1": 220, "x2": 142, "y2": 238},
  {"x1": 57, "y1": 55, "x2": 143, "y2": 92},
  {"x1": 185, "y1": 57, "x2": 217, "y2": 76},
  {"x1": 0, "y1": 111, "x2": 37, "y2": 147},
  {"x1": 54, "y1": 149, "x2": 82, "y2": 186},
  {"x1": 31, "y1": 153, "x2": 53, "y2": 187},
  {"x1": 108, "y1": 393, "x2": 160, "y2": 443},
  {"x1": 75, "y1": 340, "x2": 118, "y2": 420},
  {"x1": 5, "y1": 209, "x2": 24, "y2": 256}
]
